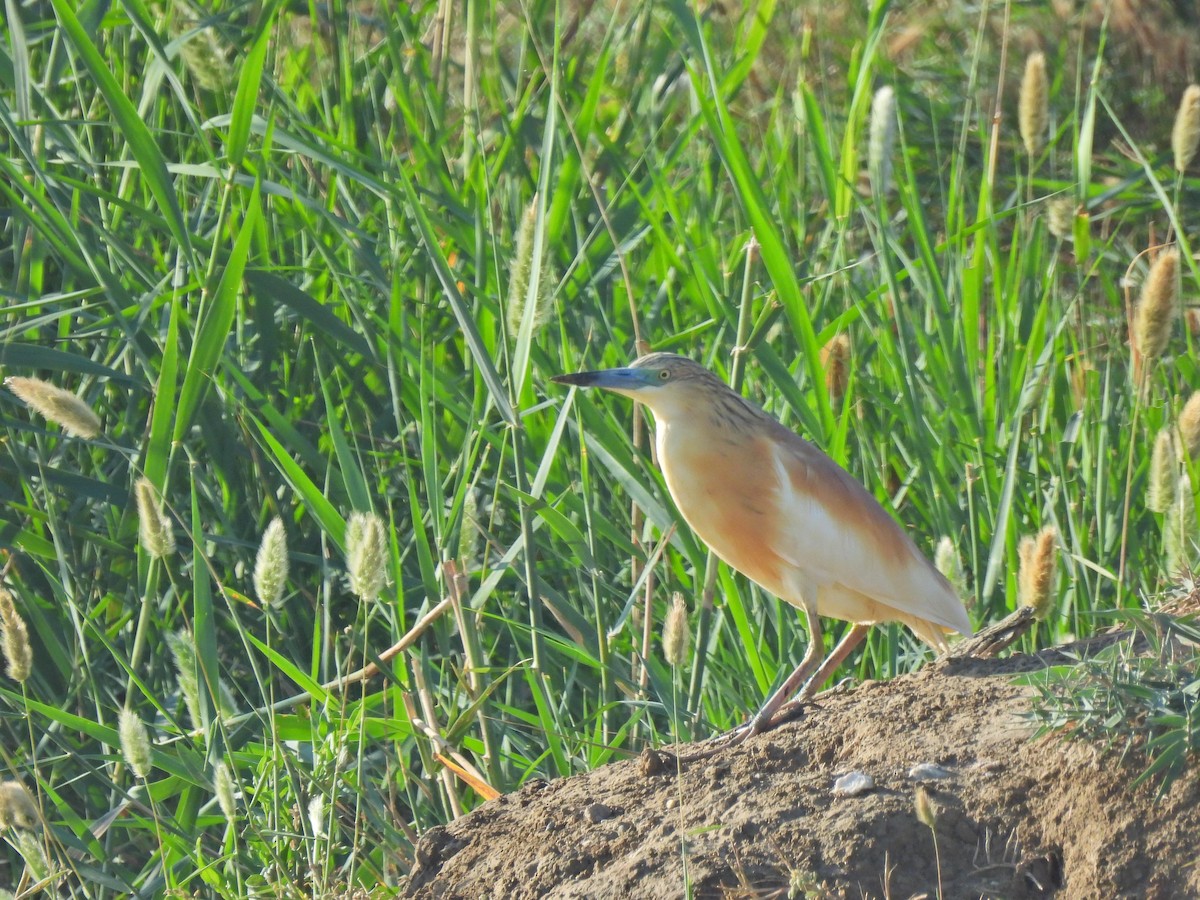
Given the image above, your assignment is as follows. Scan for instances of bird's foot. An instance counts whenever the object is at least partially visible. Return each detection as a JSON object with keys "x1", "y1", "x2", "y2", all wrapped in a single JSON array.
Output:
[
  {"x1": 669, "y1": 701, "x2": 813, "y2": 764},
  {"x1": 682, "y1": 703, "x2": 808, "y2": 759},
  {"x1": 766, "y1": 699, "x2": 808, "y2": 728},
  {"x1": 670, "y1": 722, "x2": 752, "y2": 763},
  {"x1": 707, "y1": 721, "x2": 753, "y2": 747}
]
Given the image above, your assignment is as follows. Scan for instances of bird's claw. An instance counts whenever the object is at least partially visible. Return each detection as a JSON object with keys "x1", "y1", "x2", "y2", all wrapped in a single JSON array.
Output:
[
  {"x1": 670, "y1": 722, "x2": 752, "y2": 763},
  {"x1": 671, "y1": 703, "x2": 810, "y2": 764},
  {"x1": 707, "y1": 702, "x2": 807, "y2": 747},
  {"x1": 706, "y1": 722, "x2": 753, "y2": 747}
]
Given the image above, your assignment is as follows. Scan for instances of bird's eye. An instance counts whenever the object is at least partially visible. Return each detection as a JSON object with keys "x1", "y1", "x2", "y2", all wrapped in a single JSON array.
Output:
[{"x1": 658, "y1": 369, "x2": 670, "y2": 381}]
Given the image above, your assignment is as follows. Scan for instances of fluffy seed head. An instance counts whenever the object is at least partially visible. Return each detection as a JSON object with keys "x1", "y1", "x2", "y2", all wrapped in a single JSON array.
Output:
[
  {"x1": 1187, "y1": 309, "x2": 1200, "y2": 337},
  {"x1": 1148, "y1": 429, "x2": 1178, "y2": 515},
  {"x1": 167, "y1": 631, "x2": 202, "y2": 729},
  {"x1": 868, "y1": 85, "x2": 896, "y2": 193},
  {"x1": 6, "y1": 376, "x2": 101, "y2": 438},
  {"x1": 458, "y1": 489, "x2": 481, "y2": 566},
  {"x1": 1019, "y1": 52, "x2": 1049, "y2": 157},
  {"x1": 1172, "y1": 85, "x2": 1200, "y2": 173},
  {"x1": 346, "y1": 511, "x2": 388, "y2": 601},
  {"x1": 1134, "y1": 249, "x2": 1180, "y2": 364},
  {"x1": 1047, "y1": 198, "x2": 1074, "y2": 240},
  {"x1": 13, "y1": 826, "x2": 48, "y2": 880},
  {"x1": 934, "y1": 536, "x2": 966, "y2": 598},
  {"x1": 915, "y1": 786, "x2": 938, "y2": 829},
  {"x1": 0, "y1": 781, "x2": 38, "y2": 830},
  {"x1": 506, "y1": 200, "x2": 537, "y2": 335},
  {"x1": 253, "y1": 517, "x2": 289, "y2": 609},
  {"x1": 0, "y1": 589, "x2": 32, "y2": 683},
  {"x1": 214, "y1": 762, "x2": 237, "y2": 819},
  {"x1": 1018, "y1": 526, "x2": 1058, "y2": 621},
  {"x1": 1165, "y1": 474, "x2": 1197, "y2": 575},
  {"x1": 308, "y1": 794, "x2": 326, "y2": 839},
  {"x1": 135, "y1": 479, "x2": 175, "y2": 558},
  {"x1": 662, "y1": 592, "x2": 691, "y2": 669},
  {"x1": 1179, "y1": 392, "x2": 1200, "y2": 460},
  {"x1": 170, "y1": 1, "x2": 231, "y2": 91},
  {"x1": 820, "y1": 334, "x2": 852, "y2": 410},
  {"x1": 505, "y1": 196, "x2": 555, "y2": 338},
  {"x1": 118, "y1": 707, "x2": 154, "y2": 779}
]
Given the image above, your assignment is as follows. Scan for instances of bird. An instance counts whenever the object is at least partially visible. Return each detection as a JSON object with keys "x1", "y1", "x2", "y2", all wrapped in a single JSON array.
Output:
[{"x1": 552, "y1": 352, "x2": 972, "y2": 738}]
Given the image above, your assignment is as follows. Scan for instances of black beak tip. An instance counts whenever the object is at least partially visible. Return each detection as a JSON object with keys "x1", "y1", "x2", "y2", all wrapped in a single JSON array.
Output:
[{"x1": 551, "y1": 373, "x2": 589, "y2": 387}]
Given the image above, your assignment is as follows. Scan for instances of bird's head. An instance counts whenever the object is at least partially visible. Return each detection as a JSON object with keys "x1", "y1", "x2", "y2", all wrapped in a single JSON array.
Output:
[{"x1": 552, "y1": 353, "x2": 728, "y2": 419}]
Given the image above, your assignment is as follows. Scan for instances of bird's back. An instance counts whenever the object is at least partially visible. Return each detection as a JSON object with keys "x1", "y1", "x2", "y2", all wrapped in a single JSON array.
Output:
[{"x1": 764, "y1": 420, "x2": 971, "y2": 640}]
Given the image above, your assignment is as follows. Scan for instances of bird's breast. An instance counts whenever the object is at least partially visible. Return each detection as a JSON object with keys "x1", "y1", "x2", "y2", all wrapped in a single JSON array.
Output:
[{"x1": 656, "y1": 422, "x2": 789, "y2": 596}]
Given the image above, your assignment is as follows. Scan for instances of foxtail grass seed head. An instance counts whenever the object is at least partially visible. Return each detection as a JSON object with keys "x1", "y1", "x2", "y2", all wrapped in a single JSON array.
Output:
[
  {"x1": 1187, "y1": 308, "x2": 1200, "y2": 337},
  {"x1": 308, "y1": 794, "x2": 326, "y2": 839},
  {"x1": 820, "y1": 334, "x2": 851, "y2": 409},
  {"x1": 253, "y1": 517, "x2": 289, "y2": 609},
  {"x1": 934, "y1": 536, "x2": 965, "y2": 597},
  {"x1": 135, "y1": 479, "x2": 175, "y2": 558},
  {"x1": 1047, "y1": 197, "x2": 1074, "y2": 240},
  {"x1": 167, "y1": 631, "x2": 202, "y2": 730},
  {"x1": 1019, "y1": 51, "x2": 1049, "y2": 157},
  {"x1": 0, "y1": 589, "x2": 32, "y2": 683},
  {"x1": 1018, "y1": 526, "x2": 1058, "y2": 621},
  {"x1": 457, "y1": 489, "x2": 481, "y2": 566},
  {"x1": 170, "y1": 1, "x2": 231, "y2": 91},
  {"x1": 1165, "y1": 474, "x2": 1197, "y2": 575},
  {"x1": 662, "y1": 592, "x2": 691, "y2": 668},
  {"x1": 504, "y1": 197, "x2": 555, "y2": 338},
  {"x1": 5, "y1": 376, "x2": 101, "y2": 438},
  {"x1": 13, "y1": 827, "x2": 48, "y2": 881},
  {"x1": 0, "y1": 781, "x2": 37, "y2": 830},
  {"x1": 346, "y1": 511, "x2": 387, "y2": 601},
  {"x1": 1172, "y1": 85, "x2": 1200, "y2": 173},
  {"x1": 505, "y1": 200, "x2": 536, "y2": 334},
  {"x1": 915, "y1": 786, "x2": 938, "y2": 829},
  {"x1": 118, "y1": 707, "x2": 154, "y2": 779},
  {"x1": 868, "y1": 85, "x2": 896, "y2": 193},
  {"x1": 1068, "y1": 358, "x2": 1094, "y2": 409},
  {"x1": 1179, "y1": 392, "x2": 1200, "y2": 460},
  {"x1": 1148, "y1": 429, "x2": 1178, "y2": 514},
  {"x1": 214, "y1": 762, "x2": 237, "y2": 819},
  {"x1": 1134, "y1": 249, "x2": 1180, "y2": 363}
]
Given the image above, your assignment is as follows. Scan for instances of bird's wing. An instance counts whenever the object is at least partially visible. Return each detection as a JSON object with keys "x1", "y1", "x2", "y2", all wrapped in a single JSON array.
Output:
[{"x1": 763, "y1": 425, "x2": 972, "y2": 635}]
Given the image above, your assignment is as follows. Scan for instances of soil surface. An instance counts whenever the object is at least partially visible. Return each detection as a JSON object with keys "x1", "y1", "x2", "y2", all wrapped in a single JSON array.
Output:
[{"x1": 404, "y1": 636, "x2": 1200, "y2": 899}]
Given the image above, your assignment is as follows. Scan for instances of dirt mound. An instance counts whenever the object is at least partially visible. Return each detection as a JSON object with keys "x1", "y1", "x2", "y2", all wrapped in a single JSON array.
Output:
[{"x1": 404, "y1": 643, "x2": 1200, "y2": 899}]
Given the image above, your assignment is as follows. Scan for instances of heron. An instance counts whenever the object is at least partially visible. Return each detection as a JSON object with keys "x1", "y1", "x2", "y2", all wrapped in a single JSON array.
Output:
[{"x1": 552, "y1": 352, "x2": 972, "y2": 738}]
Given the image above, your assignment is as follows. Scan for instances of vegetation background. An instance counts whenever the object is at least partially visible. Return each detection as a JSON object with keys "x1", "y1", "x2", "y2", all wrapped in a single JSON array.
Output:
[{"x1": 1, "y1": 0, "x2": 1198, "y2": 895}]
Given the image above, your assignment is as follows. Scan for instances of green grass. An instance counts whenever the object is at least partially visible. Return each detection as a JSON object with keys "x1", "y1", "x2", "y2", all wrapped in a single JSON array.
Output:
[
  {"x1": 1026, "y1": 602, "x2": 1200, "y2": 796},
  {"x1": 1, "y1": 0, "x2": 1198, "y2": 893}
]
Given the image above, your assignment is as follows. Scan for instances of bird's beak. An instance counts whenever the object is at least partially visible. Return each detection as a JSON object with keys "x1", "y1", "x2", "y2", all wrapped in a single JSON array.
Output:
[{"x1": 551, "y1": 368, "x2": 648, "y2": 392}]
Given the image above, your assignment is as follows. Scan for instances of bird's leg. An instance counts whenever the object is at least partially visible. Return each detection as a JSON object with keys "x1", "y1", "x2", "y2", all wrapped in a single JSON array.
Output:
[
  {"x1": 699, "y1": 605, "x2": 825, "y2": 751},
  {"x1": 742, "y1": 602, "x2": 826, "y2": 736},
  {"x1": 771, "y1": 623, "x2": 870, "y2": 722}
]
